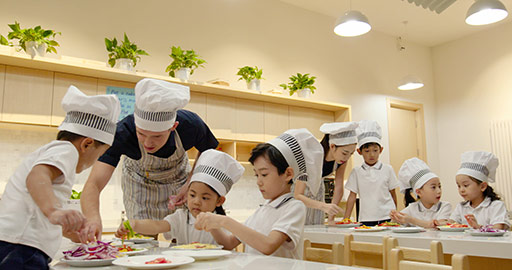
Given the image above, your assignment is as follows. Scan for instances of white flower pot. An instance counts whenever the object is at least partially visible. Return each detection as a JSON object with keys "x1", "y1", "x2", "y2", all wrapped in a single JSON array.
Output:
[
  {"x1": 25, "y1": 41, "x2": 47, "y2": 58},
  {"x1": 65, "y1": 199, "x2": 82, "y2": 212},
  {"x1": 114, "y1": 58, "x2": 134, "y2": 71},
  {"x1": 247, "y1": 79, "x2": 261, "y2": 92},
  {"x1": 176, "y1": 68, "x2": 191, "y2": 81},
  {"x1": 297, "y1": 88, "x2": 312, "y2": 98}
]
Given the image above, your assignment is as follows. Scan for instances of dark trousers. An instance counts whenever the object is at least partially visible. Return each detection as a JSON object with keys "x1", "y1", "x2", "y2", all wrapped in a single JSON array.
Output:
[
  {"x1": 361, "y1": 219, "x2": 391, "y2": 227},
  {"x1": 0, "y1": 241, "x2": 50, "y2": 270}
]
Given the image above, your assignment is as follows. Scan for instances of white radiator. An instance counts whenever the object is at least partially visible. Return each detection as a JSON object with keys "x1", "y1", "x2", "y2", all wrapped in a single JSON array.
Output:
[{"x1": 490, "y1": 120, "x2": 512, "y2": 211}]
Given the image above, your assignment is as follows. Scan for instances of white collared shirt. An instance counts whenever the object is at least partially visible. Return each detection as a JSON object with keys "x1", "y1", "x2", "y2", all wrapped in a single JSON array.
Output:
[
  {"x1": 243, "y1": 192, "x2": 306, "y2": 259},
  {"x1": 449, "y1": 197, "x2": 510, "y2": 227},
  {"x1": 163, "y1": 209, "x2": 217, "y2": 245},
  {"x1": 0, "y1": 141, "x2": 78, "y2": 259},
  {"x1": 345, "y1": 161, "x2": 399, "y2": 222},
  {"x1": 401, "y1": 201, "x2": 452, "y2": 225}
]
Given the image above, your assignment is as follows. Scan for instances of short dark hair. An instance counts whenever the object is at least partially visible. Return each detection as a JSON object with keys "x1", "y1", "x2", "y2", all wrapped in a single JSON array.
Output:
[
  {"x1": 359, "y1": 142, "x2": 381, "y2": 151},
  {"x1": 249, "y1": 143, "x2": 292, "y2": 184},
  {"x1": 56, "y1": 130, "x2": 105, "y2": 147}
]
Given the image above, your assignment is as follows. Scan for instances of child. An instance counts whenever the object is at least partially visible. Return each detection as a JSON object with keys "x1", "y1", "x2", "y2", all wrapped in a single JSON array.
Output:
[
  {"x1": 0, "y1": 86, "x2": 120, "y2": 269},
  {"x1": 195, "y1": 129, "x2": 317, "y2": 259},
  {"x1": 116, "y1": 149, "x2": 243, "y2": 245},
  {"x1": 319, "y1": 122, "x2": 358, "y2": 225},
  {"x1": 448, "y1": 151, "x2": 510, "y2": 230},
  {"x1": 390, "y1": 158, "x2": 452, "y2": 228},
  {"x1": 343, "y1": 120, "x2": 399, "y2": 226}
]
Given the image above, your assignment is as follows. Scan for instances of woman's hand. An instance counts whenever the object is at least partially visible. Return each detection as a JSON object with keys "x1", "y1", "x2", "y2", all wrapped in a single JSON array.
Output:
[{"x1": 322, "y1": 203, "x2": 343, "y2": 216}]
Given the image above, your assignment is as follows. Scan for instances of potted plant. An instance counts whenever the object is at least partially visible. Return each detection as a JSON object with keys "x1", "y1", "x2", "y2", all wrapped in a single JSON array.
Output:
[
  {"x1": 0, "y1": 21, "x2": 60, "y2": 58},
  {"x1": 166, "y1": 46, "x2": 206, "y2": 80},
  {"x1": 105, "y1": 33, "x2": 149, "y2": 71},
  {"x1": 237, "y1": 66, "x2": 264, "y2": 91},
  {"x1": 280, "y1": 73, "x2": 317, "y2": 98}
]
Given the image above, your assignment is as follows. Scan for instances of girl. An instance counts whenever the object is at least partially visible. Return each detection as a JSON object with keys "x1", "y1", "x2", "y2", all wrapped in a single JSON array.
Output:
[
  {"x1": 116, "y1": 149, "x2": 243, "y2": 245},
  {"x1": 390, "y1": 158, "x2": 452, "y2": 228},
  {"x1": 194, "y1": 129, "x2": 319, "y2": 259},
  {"x1": 316, "y1": 122, "x2": 358, "y2": 225},
  {"x1": 448, "y1": 151, "x2": 510, "y2": 230}
]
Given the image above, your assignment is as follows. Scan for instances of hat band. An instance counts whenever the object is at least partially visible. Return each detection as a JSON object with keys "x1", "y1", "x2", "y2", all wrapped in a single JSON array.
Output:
[
  {"x1": 409, "y1": 169, "x2": 431, "y2": 189},
  {"x1": 134, "y1": 105, "x2": 176, "y2": 122},
  {"x1": 357, "y1": 131, "x2": 382, "y2": 140},
  {"x1": 276, "y1": 133, "x2": 307, "y2": 176},
  {"x1": 194, "y1": 165, "x2": 233, "y2": 194},
  {"x1": 460, "y1": 162, "x2": 489, "y2": 177},
  {"x1": 330, "y1": 130, "x2": 356, "y2": 139},
  {"x1": 62, "y1": 111, "x2": 116, "y2": 135}
]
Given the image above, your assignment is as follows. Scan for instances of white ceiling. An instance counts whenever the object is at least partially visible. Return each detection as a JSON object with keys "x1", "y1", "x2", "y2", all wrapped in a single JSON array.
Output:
[{"x1": 279, "y1": 0, "x2": 512, "y2": 47}]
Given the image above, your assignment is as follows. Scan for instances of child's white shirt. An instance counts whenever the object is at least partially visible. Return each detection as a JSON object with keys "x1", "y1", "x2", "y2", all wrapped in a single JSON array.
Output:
[
  {"x1": 243, "y1": 192, "x2": 306, "y2": 259},
  {"x1": 401, "y1": 201, "x2": 452, "y2": 225},
  {"x1": 449, "y1": 197, "x2": 510, "y2": 227},
  {"x1": 0, "y1": 141, "x2": 78, "y2": 258},
  {"x1": 163, "y1": 209, "x2": 216, "y2": 245},
  {"x1": 345, "y1": 161, "x2": 399, "y2": 222}
]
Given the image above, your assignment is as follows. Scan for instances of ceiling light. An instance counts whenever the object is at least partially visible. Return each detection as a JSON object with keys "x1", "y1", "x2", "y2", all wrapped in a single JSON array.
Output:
[
  {"x1": 398, "y1": 74, "x2": 424, "y2": 90},
  {"x1": 333, "y1": 10, "x2": 371, "y2": 37},
  {"x1": 466, "y1": 0, "x2": 508, "y2": 25}
]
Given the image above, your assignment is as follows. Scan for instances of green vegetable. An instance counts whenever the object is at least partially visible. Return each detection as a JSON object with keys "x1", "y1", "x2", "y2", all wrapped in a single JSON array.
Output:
[
  {"x1": 70, "y1": 189, "x2": 81, "y2": 200},
  {"x1": 123, "y1": 220, "x2": 135, "y2": 239}
]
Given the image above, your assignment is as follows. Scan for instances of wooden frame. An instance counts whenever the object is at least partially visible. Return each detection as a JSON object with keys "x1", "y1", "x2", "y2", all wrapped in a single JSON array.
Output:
[
  {"x1": 386, "y1": 237, "x2": 444, "y2": 269},
  {"x1": 303, "y1": 239, "x2": 343, "y2": 265},
  {"x1": 344, "y1": 234, "x2": 390, "y2": 269},
  {"x1": 390, "y1": 249, "x2": 469, "y2": 270}
]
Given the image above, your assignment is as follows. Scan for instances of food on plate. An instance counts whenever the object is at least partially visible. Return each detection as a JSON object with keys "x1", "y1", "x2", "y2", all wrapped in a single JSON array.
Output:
[
  {"x1": 478, "y1": 225, "x2": 505, "y2": 233},
  {"x1": 438, "y1": 223, "x2": 469, "y2": 228},
  {"x1": 354, "y1": 225, "x2": 373, "y2": 230},
  {"x1": 377, "y1": 221, "x2": 401, "y2": 227},
  {"x1": 145, "y1": 257, "x2": 172, "y2": 264},
  {"x1": 121, "y1": 220, "x2": 153, "y2": 240},
  {"x1": 117, "y1": 244, "x2": 143, "y2": 253},
  {"x1": 63, "y1": 241, "x2": 119, "y2": 260},
  {"x1": 172, "y1": 242, "x2": 220, "y2": 249},
  {"x1": 335, "y1": 218, "x2": 358, "y2": 224}
]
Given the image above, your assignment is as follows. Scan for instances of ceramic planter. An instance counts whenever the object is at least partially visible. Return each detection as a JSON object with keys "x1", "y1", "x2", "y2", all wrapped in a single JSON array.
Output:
[
  {"x1": 247, "y1": 79, "x2": 261, "y2": 92},
  {"x1": 114, "y1": 58, "x2": 134, "y2": 71},
  {"x1": 176, "y1": 67, "x2": 191, "y2": 80},
  {"x1": 24, "y1": 41, "x2": 47, "y2": 58},
  {"x1": 297, "y1": 88, "x2": 312, "y2": 98}
]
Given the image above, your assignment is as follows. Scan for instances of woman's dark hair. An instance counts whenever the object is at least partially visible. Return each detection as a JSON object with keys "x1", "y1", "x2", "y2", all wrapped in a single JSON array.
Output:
[
  {"x1": 320, "y1": 134, "x2": 330, "y2": 159},
  {"x1": 359, "y1": 142, "x2": 382, "y2": 151},
  {"x1": 468, "y1": 176, "x2": 501, "y2": 201},
  {"x1": 57, "y1": 130, "x2": 105, "y2": 147},
  {"x1": 404, "y1": 188, "x2": 418, "y2": 207},
  {"x1": 249, "y1": 143, "x2": 292, "y2": 184}
]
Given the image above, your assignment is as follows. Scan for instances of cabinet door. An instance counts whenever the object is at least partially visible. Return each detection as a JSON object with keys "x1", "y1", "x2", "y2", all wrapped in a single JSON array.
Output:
[
  {"x1": 185, "y1": 92, "x2": 206, "y2": 121},
  {"x1": 3, "y1": 66, "x2": 53, "y2": 125},
  {"x1": 264, "y1": 103, "x2": 289, "y2": 141},
  {"x1": 206, "y1": 94, "x2": 235, "y2": 140},
  {"x1": 0, "y1": 65, "x2": 5, "y2": 120},
  {"x1": 52, "y1": 73, "x2": 98, "y2": 126},
  {"x1": 289, "y1": 107, "x2": 334, "y2": 139},
  {"x1": 235, "y1": 99, "x2": 264, "y2": 142}
]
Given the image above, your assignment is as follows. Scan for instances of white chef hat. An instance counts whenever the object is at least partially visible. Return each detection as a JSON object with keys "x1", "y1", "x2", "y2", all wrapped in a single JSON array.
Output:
[
  {"x1": 319, "y1": 122, "x2": 359, "y2": 146},
  {"x1": 356, "y1": 120, "x2": 382, "y2": 148},
  {"x1": 398, "y1": 157, "x2": 438, "y2": 195},
  {"x1": 134, "y1": 78, "x2": 190, "y2": 132},
  {"x1": 456, "y1": 151, "x2": 499, "y2": 183},
  {"x1": 190, "y1": 149, "x2": 244, "y2": 196},
  {"x1": 268, "y1": 128, "x2": 324, "y2": 195},
  {"x1": 59, "y1": 85, "x2": 120, "y2": 145}
]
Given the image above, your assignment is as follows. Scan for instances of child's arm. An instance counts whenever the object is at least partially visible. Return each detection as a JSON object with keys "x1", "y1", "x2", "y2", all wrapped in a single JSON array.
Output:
[
  {"x1": 115, "y1": 219, "x2": 170, "y2": 238},
  {"x1": 293, "y1": 180, "x2": 342, "y2": 217},
  {"x1": 389, "y1": 189, "x2": 397, "y2": 207},
  {"x1": 343, "y1": 192, "x2": 357, "y2": 219},
  {"x1": 328, "y1": 163, "x2": 348, "y2": 223},
  {"x1": 26, "y1": 164, "x2": 85, "y2": 233},
  {"x1": 208, "y1": 228, "x2": 241, "y2": 250},
  {"x1": 390, "y1": 210, "x2": 436, "y2": 228},
  {"x1": 195, "y1": 212, "x2": 289, "y2": 255}
]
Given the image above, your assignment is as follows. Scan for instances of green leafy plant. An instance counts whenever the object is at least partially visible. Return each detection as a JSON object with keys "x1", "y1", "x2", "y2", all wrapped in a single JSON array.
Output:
[
  {"x1": 0, "y1": 21, "x2": 60, "y2": 53},
  {"x1": 105, "y1": 33, "x2": 149, "y2": 68},
  {"x1": 279, "y1": 73, "x2": 317, "y2": 96},
  {"x1": 166, "y1": 46, "x2": 206, "y2": 77},
  {"x1": 237, "y1": 66, "x2": 264, "y2": 83}
]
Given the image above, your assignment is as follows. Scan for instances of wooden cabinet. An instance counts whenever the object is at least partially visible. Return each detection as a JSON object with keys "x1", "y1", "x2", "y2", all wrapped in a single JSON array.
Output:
[
  {"x1": 206, "y1": 94, "x2": 236, "y2": 140},
  {"x1": 2, "y1": 66, "x2": 53, "y2": 125},
  {"x1": 235, "y1": 99, "x2": 264, "y2": 142},
  {"x1": 52, "y1": 73, "x2": 98, "y2": 125},
  {"x1": 0, "y1": 65, "x2": 5, "y2": 120},
  {"x1": 186, "y1": 92, "x2": 206, "y2": 121},
  {"x1": 264, "y1": 103, "x2": 289, "y2": 141},
  {"x1": 289, "y1": 107, "x2": 334, "y2": 139}
]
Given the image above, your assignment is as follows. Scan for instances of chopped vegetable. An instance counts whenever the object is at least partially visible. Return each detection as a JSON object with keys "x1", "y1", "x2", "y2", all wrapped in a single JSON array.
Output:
[
  {"x1": 63, "y1": 241, "x2": 119, "y2": 260},
  {"x1": 478, "y1": 225, "x2": 505, "y2": 233},
  {"x1": 70, "y1": 189, "x2": 81, "y2": 200},
  {"x1": 123, "y1": 220, "x2": 135, "y2": 239},
  {"x1": 377, "y1": 221, "x2": 401, "y2": 227},
  {"x1": 145, "y1": 257, "x2": 171, "y2": 264},
  {"x1": 335, "y1": 218, "x2": 357, "y2": 224}
]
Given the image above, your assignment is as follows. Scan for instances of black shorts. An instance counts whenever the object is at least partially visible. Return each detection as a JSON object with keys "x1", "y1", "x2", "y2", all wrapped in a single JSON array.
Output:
[{"x1": 0, "y1": 241, "x2": 50, "y2": 270}]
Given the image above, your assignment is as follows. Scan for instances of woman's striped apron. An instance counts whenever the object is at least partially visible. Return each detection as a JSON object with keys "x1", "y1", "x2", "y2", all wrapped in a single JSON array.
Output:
[
  {"x1": 292, "y1": 182, "x2": 325, "y2": 225},
  {"x1": 122, "y1": 131, "x2": 191, "y2": 220}
]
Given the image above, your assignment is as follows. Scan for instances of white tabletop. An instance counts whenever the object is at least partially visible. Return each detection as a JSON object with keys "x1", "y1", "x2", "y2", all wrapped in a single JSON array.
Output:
[{"x1": 304, "y1": 225, "x2": 512, "y2": 259}]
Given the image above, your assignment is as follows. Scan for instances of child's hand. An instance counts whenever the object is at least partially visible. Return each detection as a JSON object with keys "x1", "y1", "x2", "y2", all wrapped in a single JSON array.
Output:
[
  {"x1": 194, "y1": 212, "x2": 223, "y2": 232},
  {"x1": 464, "y1": 214, "x2": 480, "y2": 229},
  {"x1": 322, "y1": 203, "x2": 343, "y2": 216},
  {"x1": 48, "y1": 209, "x2": 86, "y2": 233},
  {"x1": 390, "y1": 210, "x2": 408, "y2": 224}
]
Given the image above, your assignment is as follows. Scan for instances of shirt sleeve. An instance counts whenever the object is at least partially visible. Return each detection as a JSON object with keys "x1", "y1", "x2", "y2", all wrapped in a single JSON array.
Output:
[
  {"x1": 33, "y1": 142, "x2": 78, "y2": 184},
  {"x1": 387, "y1": 166, "x2": 400, "y2": 190},
  {"x1": 488, "y1": 200, "x2": 510, "y2": 227},
  {"x1": 271, "y1": 201, "x2": 306, "y2": 251},
  {"x1": 449, "y1": 203, "x2": 465, "y2": 224},
  {"x1": 163, "y1": 210, "x2": 184, "y2": 240},
  {"x1": 401, "y1": 204, "x2": 413, "y2": 216},
  {"x1": 436, "y1": 202, "x2": 453, "y2": 220},
  {"x1": 176, "y1": 110, "x2": 218, "y2": 153},
  {"x1": 344, "y1": 168, "x2": 359, "y2": 194}
]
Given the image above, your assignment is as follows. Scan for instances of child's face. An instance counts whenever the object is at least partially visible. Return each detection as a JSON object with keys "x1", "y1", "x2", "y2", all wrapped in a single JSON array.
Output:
[
  {"x1": 330, "y1": 143, "x2": 356, "y2": 164},
  {"x1": 135, "y1": 127, "x2": 172, "y2": 154},
  {"x1": 253, "y1": 155, "x2": 293, "y2": 201},
  {"x1": 456, "y1": 175, "x2": 486, "y2": 202},
  {"x1": 416, "y1": 177, "x2": 442, "y2": 205},
  {"x1": 357, "y1": 144, "x2": 382, "y2": 166},
  {"x1": 77, "y1": 141, "x2": 109, "y2": 173},
  {"x1": 187, "y1": 182, "x2": 224, "y2": 218}
]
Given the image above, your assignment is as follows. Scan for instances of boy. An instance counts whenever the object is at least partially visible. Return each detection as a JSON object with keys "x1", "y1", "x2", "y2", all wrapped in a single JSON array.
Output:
[
  {"x1": 343, "y1": 120, "x2": 399, "y2": 226},
  {"x1": 0, "y1": 86, "x2": 120, "y2": 269}
]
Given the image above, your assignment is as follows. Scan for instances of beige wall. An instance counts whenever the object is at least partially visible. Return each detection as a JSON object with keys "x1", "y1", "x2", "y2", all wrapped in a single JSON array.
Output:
[{"x1": 433, "y1": 20, "x2": 512, "y2": 206}]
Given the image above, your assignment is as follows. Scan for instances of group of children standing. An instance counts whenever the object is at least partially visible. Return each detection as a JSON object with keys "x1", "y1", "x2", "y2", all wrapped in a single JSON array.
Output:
[{"x1": 0, "y1": 78, "x2": 509, "y2": 269}]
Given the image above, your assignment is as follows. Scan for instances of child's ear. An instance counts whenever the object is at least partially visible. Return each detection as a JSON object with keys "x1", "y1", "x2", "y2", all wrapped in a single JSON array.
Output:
[
  {"x1": 357, "y1": 148, "x2": 362, "y2": 155},
  {"x1": 216, "y1": 196, "x2": 226, "y2": 207},
  {"x1": 379, "y1": 146, "x2": 384, "y2": 153},
  {"x1": 480, "y1": 181, "x2": 488, "y2": 192},
  {"x1": 415, "y1": 188, "x2": 422, "y2": 197},
  {"x1": 80, "y1": 137, "x2": 95, "y2": 152},
  {"x1": 285, "y1": 167, "x2": 294, "y2": 182}
]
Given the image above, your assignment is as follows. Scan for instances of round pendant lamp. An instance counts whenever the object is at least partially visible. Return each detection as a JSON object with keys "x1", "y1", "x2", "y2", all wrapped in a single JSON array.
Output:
[
  {"x1": 334, "y1": 10, "x2": 371, "y2": 37},
  {"x1": 466, "y1": 0, "x2": 508, "y2": 25}
]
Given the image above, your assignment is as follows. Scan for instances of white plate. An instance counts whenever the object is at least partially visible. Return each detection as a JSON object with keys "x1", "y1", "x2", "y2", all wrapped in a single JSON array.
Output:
[
  {"x1": 170, "y1": 244, "x2": 223, "y2": 250},
  {"x1": 120, "y1": 248, "x2": 149, "y2": 256},
  {"x1": 351, "y1": 227, "x2": 386, "y2": 232},
  {"x1": 334, "y1": 223, "x2": 361, "y2": 228},
  {"x1": 114, "y1": 237, "x2": 156, "y2": 244},
  {"x1": 469, "y1": 230, "x2": 506, "y2": 237},
  {"x1": 162, "y1": 249, "x2": 231, "y2": 260},
  {"x1": 60, "y1": 258, "x2": 116, "y2": 267},
  {"x1": 392, "y1": 227, "x2": 425, "y2": 233},
  {"x1": 437, "y1": 226, "x2": 470, "y2": 232},
  {"x1": 113, "y1": 255, "x2": 195, "y2": 269}
]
